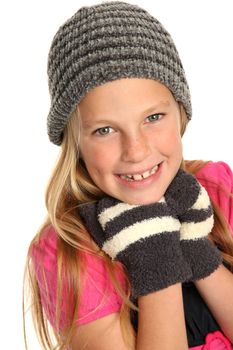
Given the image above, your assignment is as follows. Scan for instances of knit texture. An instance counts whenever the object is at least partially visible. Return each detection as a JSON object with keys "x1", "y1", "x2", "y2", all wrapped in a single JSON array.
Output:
[
  {"x1": 165, "y1": 169, "x2": 222, "y2": 281},
  {"x1": 47, "y1": 1, "x2": 192, "y2": 145},
  {"x1": 79, "y1": 169, "x2": 222, "y2": 296},
  {"x1": 79, "y1": 196, "x2": 192, "y2": 298}
]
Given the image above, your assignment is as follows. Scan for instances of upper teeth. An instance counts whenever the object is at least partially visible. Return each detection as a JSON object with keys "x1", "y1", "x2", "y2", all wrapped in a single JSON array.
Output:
[{"x1": 120, "y1": 165, "x2": 158, "y2": 181}]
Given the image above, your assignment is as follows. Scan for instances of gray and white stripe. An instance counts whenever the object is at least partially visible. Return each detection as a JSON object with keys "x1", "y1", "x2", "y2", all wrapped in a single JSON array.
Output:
[
  {"x1": 180, "y1": 185, "x2": 214, "y2": 241},
  {"x1": 97, "y1": 197, "x2": 180, "y2": 259}
]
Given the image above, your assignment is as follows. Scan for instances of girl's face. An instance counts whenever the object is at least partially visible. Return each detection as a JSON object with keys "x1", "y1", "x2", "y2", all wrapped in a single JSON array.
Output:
[{"x1": 78, "y1": 78, "x2": 183, "y2": 204}]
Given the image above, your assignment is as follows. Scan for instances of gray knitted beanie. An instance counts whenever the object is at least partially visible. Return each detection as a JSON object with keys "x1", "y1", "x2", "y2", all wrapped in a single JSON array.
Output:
[{"x1": 47, "y1": 1, "x2": 192, "y2": 146}]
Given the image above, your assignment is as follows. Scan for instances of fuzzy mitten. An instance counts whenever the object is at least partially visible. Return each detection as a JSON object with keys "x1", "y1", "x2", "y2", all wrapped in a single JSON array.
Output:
[
  {"x1": 165, "y1": 169, "x2": 222, "y2": 281},
  {"x1": 78, "y1": 196, "x2": 192, "y2": 298}
]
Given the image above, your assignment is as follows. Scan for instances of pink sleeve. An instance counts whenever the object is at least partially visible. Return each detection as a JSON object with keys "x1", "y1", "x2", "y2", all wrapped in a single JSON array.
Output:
[
  {"x1": 196, "y1": 161, "x2": 233, "y2": 234},
  {"x1": 31, "y1": 226, "x2": 126, "y2": 330},
  {"x1": 31, "y1": 226, "x2": 58, "y2": 328},
  {"x1": 77, "y1": 252, "x2": 126, "y2": 325}
]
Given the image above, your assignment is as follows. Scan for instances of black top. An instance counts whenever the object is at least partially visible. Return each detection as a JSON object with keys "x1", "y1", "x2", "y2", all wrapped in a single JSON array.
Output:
[{"x1": 182, "y1": 282, "x2": 220, "y2": 347}]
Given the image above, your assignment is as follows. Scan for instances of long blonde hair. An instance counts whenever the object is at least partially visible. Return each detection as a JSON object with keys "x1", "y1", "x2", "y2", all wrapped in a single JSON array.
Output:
[{"x1": 24, "y1": 105, "x2": 233, "y2": 349}]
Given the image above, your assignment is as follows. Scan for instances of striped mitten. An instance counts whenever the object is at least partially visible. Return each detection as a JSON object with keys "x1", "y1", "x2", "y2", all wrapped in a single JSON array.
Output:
[
  {"x1": 79, "y1": 196, "x2": 192, "y2": 298},
  {"x1": 165, "y1": 169, "x2": 222, "y2": 281}
]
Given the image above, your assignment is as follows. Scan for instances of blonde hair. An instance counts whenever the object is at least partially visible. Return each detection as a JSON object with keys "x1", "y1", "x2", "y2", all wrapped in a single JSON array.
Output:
[{"x1": 24, "y1": 104, "x2": 233, "y2": 349}]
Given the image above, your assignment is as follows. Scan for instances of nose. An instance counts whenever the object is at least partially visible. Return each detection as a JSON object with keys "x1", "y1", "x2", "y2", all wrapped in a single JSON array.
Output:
[{"x1": 121, "y1": 131, "x2": 151, "y2": 163}]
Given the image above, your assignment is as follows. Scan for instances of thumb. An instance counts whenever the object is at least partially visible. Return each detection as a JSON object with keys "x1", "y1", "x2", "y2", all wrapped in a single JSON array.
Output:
[
  {"x1": 78, "y1": 201, "x2": 106, "y2": 248},
  {"x1": 165, "y1": 169, "x2": 201, "y2": 215}
]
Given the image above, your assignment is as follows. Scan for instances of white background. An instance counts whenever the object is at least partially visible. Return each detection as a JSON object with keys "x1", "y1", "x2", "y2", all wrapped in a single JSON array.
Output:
[{"x1": 0, "y1": 0, "x2": 232, "y2": 348}]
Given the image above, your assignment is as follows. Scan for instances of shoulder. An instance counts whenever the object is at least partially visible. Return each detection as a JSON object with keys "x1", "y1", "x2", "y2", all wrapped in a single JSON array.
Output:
[
  {"x1": 195, "y1": 161, "x2": 233, "y2": 232},
  {"x1": 196, "y1": 161, "x2": 233, "y2": 189},
  {"x1": 31, "y1": 224, "x2": 58, "y2": 271},
  {"x1": 195, "y1": 161, "x2": 233, "y2": 198},
  {"x1": 31, "y1": 224, "x2": 125, "y2": 281}
]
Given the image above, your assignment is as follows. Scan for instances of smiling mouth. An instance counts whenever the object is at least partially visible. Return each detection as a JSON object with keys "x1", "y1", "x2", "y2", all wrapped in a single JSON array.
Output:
[{"x1": 119, "y1": 164, "x2": 159, "y2": 181}]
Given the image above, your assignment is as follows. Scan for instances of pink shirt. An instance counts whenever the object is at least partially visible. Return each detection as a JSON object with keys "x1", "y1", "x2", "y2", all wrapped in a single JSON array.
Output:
[{"x1": 32, "y1": 161, "x2": 233, "y2": 349}]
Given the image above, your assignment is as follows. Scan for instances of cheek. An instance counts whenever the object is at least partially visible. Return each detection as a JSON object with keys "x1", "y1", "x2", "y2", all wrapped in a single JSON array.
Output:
[
  {"x1": 155, "y1": 126, "x2": 182, "y2": 156},
  {"x1": 169, "y1": 132, "x2": 182, "y2": 153},
  {"x1": 80, "y1": 143, "x2": 115, "y2": 171}
]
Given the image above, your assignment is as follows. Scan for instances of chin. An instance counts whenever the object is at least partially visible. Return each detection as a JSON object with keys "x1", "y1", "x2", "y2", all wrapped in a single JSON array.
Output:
[{"x1": 121, "y1": 191, "x2": 165, "y2": 205}]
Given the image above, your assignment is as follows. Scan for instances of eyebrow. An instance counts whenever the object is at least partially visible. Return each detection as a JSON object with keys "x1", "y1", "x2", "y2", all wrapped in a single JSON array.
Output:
[
  {"x1": 143, "y1": 101, "x2": 170, "y2": 115},
  {"x1": 82, "y1": 101, "x2": 171, "y2": 128}
]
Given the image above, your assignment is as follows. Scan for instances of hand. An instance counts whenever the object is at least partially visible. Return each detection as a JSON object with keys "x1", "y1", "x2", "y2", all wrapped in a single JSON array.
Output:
[
  {"x1": 78, "y1": 196, "x2": 192, "y2": 298},
  {"x1": 165, "y1": 169, "x2": 222, "y2": 281}
]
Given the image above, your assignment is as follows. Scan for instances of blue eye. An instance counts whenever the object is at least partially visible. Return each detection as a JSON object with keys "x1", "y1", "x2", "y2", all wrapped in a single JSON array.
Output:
[
  {"x1": 95, "y1": 126, "x2": 113, "y2": 136},
  {"x1": 146, "y1": 113, "x2": 163, "y2": 122}
]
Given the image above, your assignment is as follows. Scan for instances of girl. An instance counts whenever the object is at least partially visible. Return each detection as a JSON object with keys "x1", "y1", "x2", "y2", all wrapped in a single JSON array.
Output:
[{"x1": 24, "y1": 1, "x2": 233, "y2": 349}]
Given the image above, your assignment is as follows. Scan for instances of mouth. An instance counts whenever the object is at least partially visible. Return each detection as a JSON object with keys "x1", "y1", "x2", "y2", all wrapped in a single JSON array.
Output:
[{"x1": 118, "y1": 164, "x2": 159, "y2": 182}]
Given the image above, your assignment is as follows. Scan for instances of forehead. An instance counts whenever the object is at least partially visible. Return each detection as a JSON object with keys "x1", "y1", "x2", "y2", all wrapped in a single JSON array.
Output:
[{"x1": 78, "y1": 78, "x2": 176, "y2": 113}]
